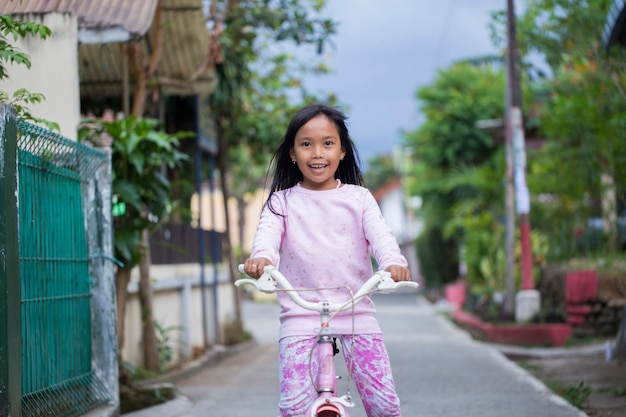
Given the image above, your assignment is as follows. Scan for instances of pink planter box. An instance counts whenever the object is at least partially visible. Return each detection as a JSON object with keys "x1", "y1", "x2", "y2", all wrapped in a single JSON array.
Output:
[
  {"x1": 452, "y1": 309, "x2": 572, "y2": 347},
  {"x1": 565, "y1": 270, "x2": 598, "y2": 304},
  {"x1": 566, "y1": 315, "x2": 586, "y2": 325},
  {"x1": 444, "y1": 281, "x2": 467, "y2": 309},
  {"x1": 566, "y1": 304, "x2": 592, "y2": 315}
]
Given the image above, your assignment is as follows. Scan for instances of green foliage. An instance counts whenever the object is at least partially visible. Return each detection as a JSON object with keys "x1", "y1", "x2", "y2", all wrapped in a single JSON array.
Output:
[
  {"x1": 611, "y1": 385, "x2": 626, "y2": 397},
  {"x1": 119, "y1": 383, "x2": 175, "y2": 414},
  {"x1": 0, "y1": 14, "x2": 51, "y2": 77},
  {"x1": 510, "y1": 0, "x2": 612, "y2": 72},
  {"x1": 225, "y1": 52, "x2": 316, "y2": 200},
  {"x1": 555, "y1": 381, "x2": 592, "y2": 409},
  {"x1": 212, "y1": 0, "x2": 338, "y2": 163},
  {"x1": 507, "y1": 0, "x2": 626, "y2": 258},
  {"x1": 154, "y1": 321, "x2": 183, "y2": 371},
  {"x1": 208, "y1": 1, "x2": 340, "y2": 264},
  {"x1": 415, "y1": 224, "x2": 459, "y2": 287},
  {"x1": 463, "y1": 211, "x2": 507, "y2": 296},
  {"x1": 405, "y1": 62, "x2": 507, "y2": 288},
  {"x1": 222, "y1": 316, "x2": 252, "y2": 346},
  {"x1": 408, "y1": 63, "x2": 505, "y2": 172},
  {"x1": 405, "y1": 64, "x2": 506, "y2": 223},
  {"x1": 410, "y1": 0, "x2": 626, "y2": 297},
  {"x1": 0, "y1": 13, "x2": 59, "y2": 130},
  {"x1": 364, "y1": 155, "x2": 398, "y2": 191},
  {"x1": 78, "y1": 116, "x2": 191, "y2": 267}
]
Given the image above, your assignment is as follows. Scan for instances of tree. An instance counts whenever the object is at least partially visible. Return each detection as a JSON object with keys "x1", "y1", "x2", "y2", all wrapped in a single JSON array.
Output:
[
  {"x1": 364, "y1": 155, "x2": 398, "y2": 192},
  {"x1": 404, "y1": 62, "x2": 506, "y2": 288},
  {"x1": 491, "y1": 0, "x2": 626, "y2": 359},
  {"x1": 206, "y1": 0, "x2": 338, "y2": 325},
  {"x1": 96, "y1": 0, "x2": 213, "y2": 369},
  {"x1": 491, "y1": 0, "x2": 626, "y2": 254},
  {"x1": 229, "y1": 50, "x2": 338, "y2": 254},
  {"x1": 75, "y1": 0, "x2": 337, "y2": 367},
  {"x1": 0, "y1": 14, "x2": 58, "y2": 131},
  {"x1": 79, "y1": 115, "x2": 190, "y2": 372}
]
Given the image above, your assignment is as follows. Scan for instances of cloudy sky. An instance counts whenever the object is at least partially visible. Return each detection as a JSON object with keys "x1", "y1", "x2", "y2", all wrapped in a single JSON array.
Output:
[{"x1": 298, "y1": 0, "x2": 509, "y2": 164}]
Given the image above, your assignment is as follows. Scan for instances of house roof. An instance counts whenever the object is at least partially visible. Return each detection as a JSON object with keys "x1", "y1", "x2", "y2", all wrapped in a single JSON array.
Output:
[
  {"x1": 1, "y1": 0, "x2": 215, "y2": 98},
  {"x1": 0, "y1": 0, "x2": 159, "y2": 39},
  {"x1": 372, "y1": 177, "x2": 402, "y2": 203},
  {"x1": 603, "y1": 0, "x2": 626, "y2": 49}
]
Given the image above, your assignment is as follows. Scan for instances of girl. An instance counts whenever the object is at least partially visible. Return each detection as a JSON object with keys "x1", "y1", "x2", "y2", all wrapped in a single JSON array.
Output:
[{"x1": 243, "y1": 103, "x2": 411, "y2": 417}]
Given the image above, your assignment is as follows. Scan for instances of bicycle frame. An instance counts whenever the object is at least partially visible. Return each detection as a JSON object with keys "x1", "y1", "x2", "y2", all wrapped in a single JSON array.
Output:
[{"x1": 236, "y1": 264, "x2": 418, "y2": 417}]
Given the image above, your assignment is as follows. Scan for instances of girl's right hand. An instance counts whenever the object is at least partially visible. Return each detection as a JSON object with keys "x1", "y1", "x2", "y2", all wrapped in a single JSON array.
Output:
[{"x1": 243, "y1": 257, "x2": 273, "y2": 279}]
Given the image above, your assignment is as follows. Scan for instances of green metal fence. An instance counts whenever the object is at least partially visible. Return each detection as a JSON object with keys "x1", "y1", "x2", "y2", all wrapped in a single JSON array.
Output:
[{"x1": 16, "y1": 120, "x2": 112, "y2": 416}]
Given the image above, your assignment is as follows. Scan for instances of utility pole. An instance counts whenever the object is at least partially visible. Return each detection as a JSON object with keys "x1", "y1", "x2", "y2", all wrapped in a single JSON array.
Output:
[{"x1": 505, "y1": 0, "x2": 539, "y2": 321}]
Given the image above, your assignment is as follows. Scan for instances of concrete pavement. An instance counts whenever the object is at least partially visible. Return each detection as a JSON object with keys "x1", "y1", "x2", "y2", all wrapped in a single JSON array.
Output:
[{"x1": 123, "y1": 291, "x2": 590, "y2": 417}]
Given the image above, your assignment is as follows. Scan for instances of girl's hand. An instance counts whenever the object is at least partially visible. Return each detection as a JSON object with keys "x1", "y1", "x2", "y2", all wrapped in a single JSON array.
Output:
[
  {"x1": 243, "y1": 257, "x2": 273, "y2": 279},
  {"x1": 385, "y1": 265, "x2": 411, "y2": 282}
]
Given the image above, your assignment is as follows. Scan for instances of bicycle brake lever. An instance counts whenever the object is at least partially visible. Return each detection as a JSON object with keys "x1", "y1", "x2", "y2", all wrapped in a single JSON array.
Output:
[
  {"x1": 256, "y1": 272, "x2": 278, "y2": 293},
  {"x1": 376, "y1": 271, "x2": 396, "y2": 293},
  {"x1": 234, "y1": 273, "x2": 277, "y2": 293},
  {"x1": 377, "y1": 271, "x2": 419, "y2": 293}
]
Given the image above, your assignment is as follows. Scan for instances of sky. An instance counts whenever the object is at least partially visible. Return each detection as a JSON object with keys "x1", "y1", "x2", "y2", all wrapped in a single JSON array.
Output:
[{"x1": 297, "y1": 0, "x2": 508, "y2": 164}]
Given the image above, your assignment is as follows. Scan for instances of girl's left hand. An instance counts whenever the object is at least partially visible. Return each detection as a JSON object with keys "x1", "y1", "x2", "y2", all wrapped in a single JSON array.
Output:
[{"x1": 385, "y1": 265, "x2": 411, "y2": 282}]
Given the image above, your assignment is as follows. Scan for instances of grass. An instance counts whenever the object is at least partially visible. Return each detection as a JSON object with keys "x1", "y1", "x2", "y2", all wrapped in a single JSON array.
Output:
[
  {"x1": 515, "y1": 360, "x2": 541, "y2": 372},
  {"x1": 564, "y1": 335, "x2": 612, "y2": 348},
  {"x1": 223, "y1": 316, "x2": 253, "y2": 346},
  {"x1": 547, "y1": 381, "x2": 592, "y2": 409},
  {"x1": 611, "y1": 385, "x2": 626, "y2": 397},
  {"x1": 119, "y1": 383, "x2": 176, "y2": 414},
  {"x1": 596, "y1": 385, "x2": 626, "y2": 397}
]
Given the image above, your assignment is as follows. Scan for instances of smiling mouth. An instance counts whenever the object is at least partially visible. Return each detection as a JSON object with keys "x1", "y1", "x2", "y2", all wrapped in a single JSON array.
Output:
[{"x1": 309, "y1": 164, "x2": 327, "y2": 169}]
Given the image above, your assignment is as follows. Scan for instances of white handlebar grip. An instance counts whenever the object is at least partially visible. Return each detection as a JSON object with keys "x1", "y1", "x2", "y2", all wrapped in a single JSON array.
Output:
[
  {"x1": 234, "y1": 278, "x2": 258, "y2": 288},
  {"x1": 238, "y1": 264, "x2": 245, "y2": 273}
]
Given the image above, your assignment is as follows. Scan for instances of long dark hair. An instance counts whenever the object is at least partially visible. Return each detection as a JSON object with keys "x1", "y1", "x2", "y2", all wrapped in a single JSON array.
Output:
[{"x1": 265, "y1": 104, "x2": 364, "y2": 213}]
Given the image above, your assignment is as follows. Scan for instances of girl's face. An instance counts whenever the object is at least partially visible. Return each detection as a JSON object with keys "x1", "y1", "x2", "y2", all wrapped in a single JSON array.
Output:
[{"x1": 290, "y1": 114, "x2": 346, "y2": 190}]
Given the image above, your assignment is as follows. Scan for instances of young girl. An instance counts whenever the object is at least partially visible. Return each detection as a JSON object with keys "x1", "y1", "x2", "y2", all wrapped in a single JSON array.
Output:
[{"x1": 243, "y1": 103, "x2": 411, "y2": 417}]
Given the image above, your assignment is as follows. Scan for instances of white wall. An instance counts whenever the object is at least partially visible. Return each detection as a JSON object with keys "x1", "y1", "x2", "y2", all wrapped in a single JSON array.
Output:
[
  {"x1": 377, "y1": 184, "x2": 423, "y2": 284},
  {"x1": 122, "y1": 264, "x2": 238, "y2": 368},
  {"x1": 191, "y1": 186, "x2": 266, "y2": 255},
  {"x1": 379, "y1": 187, "x2": 410, "y2": 242},
  {"x1": 3, "y1": 12, "x2": 80, "y2": 140}
]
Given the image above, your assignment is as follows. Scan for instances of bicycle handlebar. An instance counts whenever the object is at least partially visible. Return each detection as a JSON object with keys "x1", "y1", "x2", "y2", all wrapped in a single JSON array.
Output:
[{"x1": 236, "y1": 264, "x2": 419, "y2": 313}]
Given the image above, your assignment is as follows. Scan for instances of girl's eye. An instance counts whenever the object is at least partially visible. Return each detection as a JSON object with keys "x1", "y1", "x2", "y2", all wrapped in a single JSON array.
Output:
[
  {"x1": 300, "y1": 141, "x2": 311, "y2": 147},
  {"x1": 324, "y1": 140, "x2": 334, "y2": 146}
]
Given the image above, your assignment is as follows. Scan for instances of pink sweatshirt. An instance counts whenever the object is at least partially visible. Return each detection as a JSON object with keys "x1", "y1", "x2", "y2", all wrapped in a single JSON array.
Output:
[{"x1": 250, "y1": 182, "x2": 408, "y2": 340}]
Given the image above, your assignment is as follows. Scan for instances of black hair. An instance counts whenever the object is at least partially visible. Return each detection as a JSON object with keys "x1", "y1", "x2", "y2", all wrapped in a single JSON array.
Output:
[{"x1": 265, "y1": 104, "x2": 364, "y2": 213}]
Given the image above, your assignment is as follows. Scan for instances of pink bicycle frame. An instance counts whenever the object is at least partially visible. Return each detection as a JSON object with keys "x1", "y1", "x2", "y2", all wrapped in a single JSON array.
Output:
[
  {"x1": 306, "y1": 302, "x2": 354, "y2": 417},
  {"x1": 236, "y1": 265, "x2": 418, "y2": 417}
]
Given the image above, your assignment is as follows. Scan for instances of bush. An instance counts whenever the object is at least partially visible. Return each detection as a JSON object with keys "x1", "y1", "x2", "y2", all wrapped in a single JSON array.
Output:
[{"x1": 416, "y1": 225, "x2": 459, "y2": 287}]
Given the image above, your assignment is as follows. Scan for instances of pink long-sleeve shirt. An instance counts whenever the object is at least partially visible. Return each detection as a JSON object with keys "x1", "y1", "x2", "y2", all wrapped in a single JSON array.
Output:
[{"x1": 250, "y1": 182, "x2": 408, "y2": 340}]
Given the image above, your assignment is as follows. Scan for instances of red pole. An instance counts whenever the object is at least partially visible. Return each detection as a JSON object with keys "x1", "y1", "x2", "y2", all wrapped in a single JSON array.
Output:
[{"x1": 519, "y1": 219, "x2": 533, "y2": 290}]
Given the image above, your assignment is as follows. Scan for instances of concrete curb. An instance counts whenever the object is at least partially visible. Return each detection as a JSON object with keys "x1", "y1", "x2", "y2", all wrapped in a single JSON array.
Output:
[
  {"x1": 434, "y1": 302, "x2": 608, "y2": 360},
  {"x1": 121, "y1": 338, "x2": 258, "y2": 416},
  {"x1": 121, "y1": 393, "x2": 194, "y2": 417},
  {"x1": 481, "y1": 344, "x2": 591, "y2": 417},
  {"x1": 486, "y1": 340, "x2": 607, "y2": 360}
]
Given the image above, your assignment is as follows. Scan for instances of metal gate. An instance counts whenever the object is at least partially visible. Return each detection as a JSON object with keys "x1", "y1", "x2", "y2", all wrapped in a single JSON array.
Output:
[{"x1": 0, "y1": 104, "x2": 117, "y2": 417}]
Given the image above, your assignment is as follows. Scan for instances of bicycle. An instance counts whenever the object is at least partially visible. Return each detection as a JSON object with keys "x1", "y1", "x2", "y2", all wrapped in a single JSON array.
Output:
[{"x1": 236, "y1": 264, "x2": 419, "y2": 417}]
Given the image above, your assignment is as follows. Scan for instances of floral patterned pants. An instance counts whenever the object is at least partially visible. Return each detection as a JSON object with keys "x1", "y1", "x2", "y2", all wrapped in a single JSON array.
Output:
[{"x1": 277, "y1": 334, "x2": 401, "y2": 417}]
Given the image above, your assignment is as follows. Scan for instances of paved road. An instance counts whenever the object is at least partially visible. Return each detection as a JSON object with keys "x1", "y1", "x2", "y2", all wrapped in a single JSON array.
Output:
[{"x1": 125, "y1": 291, "x2": 589, "y2": 417}]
